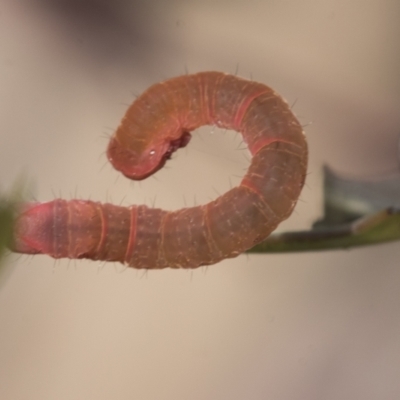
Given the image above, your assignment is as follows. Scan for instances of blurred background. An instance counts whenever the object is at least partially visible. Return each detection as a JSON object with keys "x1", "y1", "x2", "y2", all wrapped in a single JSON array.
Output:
[{"x1": 0, "y1": 0, "x2": 400, "y2": 399}]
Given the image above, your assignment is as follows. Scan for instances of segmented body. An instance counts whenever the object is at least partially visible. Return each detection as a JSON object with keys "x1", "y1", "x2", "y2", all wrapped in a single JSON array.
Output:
[{"x1": 12, "y1": 71, "x2": 308, "y2": 269}]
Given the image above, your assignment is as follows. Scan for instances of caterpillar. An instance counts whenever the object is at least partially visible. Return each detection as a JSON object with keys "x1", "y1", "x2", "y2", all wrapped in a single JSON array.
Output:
[{"x1": 11, "y1": 71, "x2": 308, "y2": 269}]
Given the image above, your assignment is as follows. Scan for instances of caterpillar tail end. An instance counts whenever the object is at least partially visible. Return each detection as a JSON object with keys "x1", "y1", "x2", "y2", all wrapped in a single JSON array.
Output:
[{"x1": 10, "y1": 202, "x2": 54, "y2": 255}]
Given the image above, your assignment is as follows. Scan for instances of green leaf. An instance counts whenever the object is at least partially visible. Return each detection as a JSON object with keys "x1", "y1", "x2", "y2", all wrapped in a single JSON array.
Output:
[{"x1": 248, "y1": 165, "x2": 400, "y2": 253}]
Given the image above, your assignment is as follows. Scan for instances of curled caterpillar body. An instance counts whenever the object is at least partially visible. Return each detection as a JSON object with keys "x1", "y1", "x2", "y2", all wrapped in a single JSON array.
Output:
[{"x1": 11, "y1": 71, "x2": 308, "y2": 269}]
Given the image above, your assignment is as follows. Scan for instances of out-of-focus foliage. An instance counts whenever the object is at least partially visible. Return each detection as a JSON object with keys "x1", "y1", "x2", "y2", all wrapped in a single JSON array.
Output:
[
  {"x1": 0, "y1": 179, "x2": 28, "y2": 282},
  {"x1": 248, "y1": 208, "x2": 400, "y2": 253},
  {"x1": 314, "y1": 165, "x2": 400, "y2": 227},
  {"x1": 0, "y1": 198, "x2": 15, "y2": 261},
  {"x1": 249, "y1": 166, "x2": 400, "y2": 253}
]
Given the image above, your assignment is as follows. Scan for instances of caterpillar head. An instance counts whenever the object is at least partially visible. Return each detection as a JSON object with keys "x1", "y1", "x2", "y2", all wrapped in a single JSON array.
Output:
[{"x1": 107, "y1": 132, "x2": 191, "y2": 180}]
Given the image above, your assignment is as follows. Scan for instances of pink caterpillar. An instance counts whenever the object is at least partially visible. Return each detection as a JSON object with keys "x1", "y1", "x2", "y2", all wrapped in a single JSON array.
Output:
[{"x1": 11, "y1": 72, "x2": 308, "y2": 269}]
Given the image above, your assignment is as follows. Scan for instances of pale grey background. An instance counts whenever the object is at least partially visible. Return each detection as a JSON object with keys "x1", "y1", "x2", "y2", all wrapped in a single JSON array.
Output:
[{"x1": 0, "y1": 1, "x2": 400, "y2": 399}]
